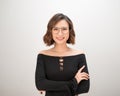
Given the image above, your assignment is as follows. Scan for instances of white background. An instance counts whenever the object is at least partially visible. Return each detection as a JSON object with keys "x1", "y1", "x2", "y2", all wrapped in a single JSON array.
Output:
[{"x1": 0, "y1": 0, "x2": 120, "y2": 96}]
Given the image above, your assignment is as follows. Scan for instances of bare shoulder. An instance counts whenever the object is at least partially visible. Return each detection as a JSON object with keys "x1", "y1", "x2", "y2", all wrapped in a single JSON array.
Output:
[
  {"x1": 38, "y1": 48, "x2": 52, "y2": 55},
  {"x1": 70, "y1": 48, "x2": 85, "y2": 55},
  {"x1": 39, "y1": 50, "x2": 46, "y2": 54}
]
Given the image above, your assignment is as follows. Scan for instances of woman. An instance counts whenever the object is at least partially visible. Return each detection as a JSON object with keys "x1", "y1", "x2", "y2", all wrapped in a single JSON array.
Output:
[{"x1": 35, "y1": 13, "x2": 90, "y2": 96}]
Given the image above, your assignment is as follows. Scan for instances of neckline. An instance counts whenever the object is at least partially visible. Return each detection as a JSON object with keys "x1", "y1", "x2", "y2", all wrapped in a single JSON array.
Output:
[{"x1": 38, "y1": 53, "x2": 85, "y2": 58}]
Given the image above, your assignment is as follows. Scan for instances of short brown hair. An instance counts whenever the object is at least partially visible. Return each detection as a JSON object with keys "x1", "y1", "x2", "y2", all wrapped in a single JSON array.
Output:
[{"x1": 43, "y1": 13, "x2": 75, "y2": 46}]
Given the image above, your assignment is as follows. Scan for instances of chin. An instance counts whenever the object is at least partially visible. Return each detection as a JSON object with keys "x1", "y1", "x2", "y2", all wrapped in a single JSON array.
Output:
[
  {"x1": 54, "y1": 40, "x2": 67, "y2": 44},
  {"x1": 55, "y1": 41, "x2": 66, "y2": 44}
]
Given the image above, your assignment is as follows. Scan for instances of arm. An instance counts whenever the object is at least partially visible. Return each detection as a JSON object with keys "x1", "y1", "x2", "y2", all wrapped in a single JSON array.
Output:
[
  {"x1": 75, "y1": 54, "x2": 90, "y2": 95},
  {"x1": 35, "y1": 54, "x2": 78, "y2": 95}
]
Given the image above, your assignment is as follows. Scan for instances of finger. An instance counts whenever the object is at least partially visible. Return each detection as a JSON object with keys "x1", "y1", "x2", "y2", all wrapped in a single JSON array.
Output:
[
  {"x1": 81, "y1": 77, "x2": 89, "y2": 80},
  {"x1": 79, "y1": 65, "x2": 85, "y2": 72},
  {"x1": 81, "y1": 74, "x2": 89, "y2": 79},
  {"x1": 81, "y1": 74, "x2": 89, "y2": 78},
  {"x1": 81, "y1": 72, "x2": 89, "y2": 76}
]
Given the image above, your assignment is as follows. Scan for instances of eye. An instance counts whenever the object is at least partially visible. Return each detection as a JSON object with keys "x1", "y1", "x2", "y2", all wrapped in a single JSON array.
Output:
[
  {"x1": 62, "y1": 27, "x2": 68, "y2": 31},
  {"x1": 53, "y1": 28, "x2": 58, "y2": 31}
]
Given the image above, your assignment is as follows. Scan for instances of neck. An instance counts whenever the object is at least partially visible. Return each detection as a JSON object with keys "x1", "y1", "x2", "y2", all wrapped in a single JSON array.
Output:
[{"x1": 52, "y1": 43, "x2": 70, "y2": 52}]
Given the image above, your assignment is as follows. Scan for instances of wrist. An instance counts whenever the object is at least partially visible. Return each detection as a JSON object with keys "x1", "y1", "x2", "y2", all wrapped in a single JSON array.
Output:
[{"x1": 75, "y1": 76, "x2": 79, "y2": 84}]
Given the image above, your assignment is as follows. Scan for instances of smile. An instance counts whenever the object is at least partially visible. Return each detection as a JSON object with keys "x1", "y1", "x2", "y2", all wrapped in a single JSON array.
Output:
[{"x1": 56, "y1": 37, "x2": 65, "y2": 40}]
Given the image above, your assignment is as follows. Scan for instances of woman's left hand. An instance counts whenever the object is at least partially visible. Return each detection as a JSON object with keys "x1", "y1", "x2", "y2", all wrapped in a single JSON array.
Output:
[{"x1": 39, "y1": 90, "x2": 45, "y2": 94}]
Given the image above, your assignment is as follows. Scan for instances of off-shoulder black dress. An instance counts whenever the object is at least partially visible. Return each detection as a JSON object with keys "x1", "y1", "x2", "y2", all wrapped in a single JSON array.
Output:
[{"x1": 35, "y1": 53, "x2": 90, "y2": 96}]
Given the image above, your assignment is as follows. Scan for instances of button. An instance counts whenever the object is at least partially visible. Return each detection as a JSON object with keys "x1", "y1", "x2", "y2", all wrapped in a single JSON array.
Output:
[
  {"x1": 59, "y1": 58, "x2": 64, "y2": 62},
  {"x1": 60, "y1": 66, "x2": 63, "y2": 71},
  {"x1": 59, "y1": 63, "x2": 63, "y2": 66}
]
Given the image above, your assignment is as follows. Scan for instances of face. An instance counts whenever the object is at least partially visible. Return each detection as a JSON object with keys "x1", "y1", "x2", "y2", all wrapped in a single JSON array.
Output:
[{"x1": 52, "y1": 19, "x2": 69, "y2": 45}]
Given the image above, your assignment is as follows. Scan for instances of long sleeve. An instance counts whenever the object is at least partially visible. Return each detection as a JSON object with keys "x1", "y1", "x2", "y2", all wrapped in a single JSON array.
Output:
[
  {"x1": 35, "y1": 54, "x2": 78, "y2": 96},
  {"x1": 75, "y1": 54, "x2": 90, "y2": 95}
]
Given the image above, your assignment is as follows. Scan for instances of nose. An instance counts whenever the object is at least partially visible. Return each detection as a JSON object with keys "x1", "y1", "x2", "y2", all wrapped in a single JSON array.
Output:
[{"x1": 57, "y1": 29, "x2": 63, "y2": 35}]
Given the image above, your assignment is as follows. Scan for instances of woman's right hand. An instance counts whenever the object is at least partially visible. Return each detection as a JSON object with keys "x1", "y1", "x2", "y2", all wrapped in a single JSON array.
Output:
[{"x1": 75, "y1": 65, "x2": 89, "y2": 84}]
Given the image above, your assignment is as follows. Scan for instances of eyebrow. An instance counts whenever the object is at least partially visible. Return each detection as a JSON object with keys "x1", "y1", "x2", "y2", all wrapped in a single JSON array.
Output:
[{"x1": 53, "y1": 26, "x2": 68, "y2": 28}]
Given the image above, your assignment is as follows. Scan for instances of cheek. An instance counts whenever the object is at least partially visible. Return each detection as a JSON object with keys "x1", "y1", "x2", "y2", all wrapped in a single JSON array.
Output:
[
  {"x1": 51, "y1": 33, "x2": 56, "y2": 40},
  {"x1": 65, "y1": 33, "x2": 69, "y2": 40}
]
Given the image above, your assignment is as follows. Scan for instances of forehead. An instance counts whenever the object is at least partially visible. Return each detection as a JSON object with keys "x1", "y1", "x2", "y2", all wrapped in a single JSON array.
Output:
[{"x1": 54, "y1": 19, "x2": 69, "y2": 27}]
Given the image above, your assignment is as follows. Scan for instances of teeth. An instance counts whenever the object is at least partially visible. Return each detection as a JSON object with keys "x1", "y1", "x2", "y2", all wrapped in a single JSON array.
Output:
[{"x1": 57, "y1": 37, "x2": 64, "y2": 40}]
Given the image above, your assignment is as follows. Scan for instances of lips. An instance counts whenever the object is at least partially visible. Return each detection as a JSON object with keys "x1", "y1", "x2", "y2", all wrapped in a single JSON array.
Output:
[{"x1": 56, "y1": 37, "x2": 65, "y2": 40}]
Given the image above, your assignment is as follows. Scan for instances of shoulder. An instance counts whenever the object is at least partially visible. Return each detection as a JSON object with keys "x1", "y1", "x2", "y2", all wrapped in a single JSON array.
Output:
[
  {"x1": 70, "y1": 48, "x2": 85, "y2": 55},
  {"x1": 39, "y1": 50, "x2": 48, "y2": 54},
  {"x1": 70, "y1": 49, "x2": 86, "y2": 60},
  {"x1": 38, "y1": 48, "x2": 52, "y2": 55}
]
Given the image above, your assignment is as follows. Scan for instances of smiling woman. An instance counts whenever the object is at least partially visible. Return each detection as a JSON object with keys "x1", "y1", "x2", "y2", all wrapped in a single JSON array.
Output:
[
  {"x1": 43, "y1": 13, "x2": 75, "y2": 46},
  {"x1": 52, "y1": 19, "x2": 70, "y2": 45},
  {"x1": 35, "y1": 13, "x2": 90, "y2": 96}
]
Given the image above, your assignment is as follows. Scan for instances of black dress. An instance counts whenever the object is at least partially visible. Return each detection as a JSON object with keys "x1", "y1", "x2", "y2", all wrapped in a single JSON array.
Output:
[{"x1": 35, "y1": 53, "x2": 90, "y2": 96}]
